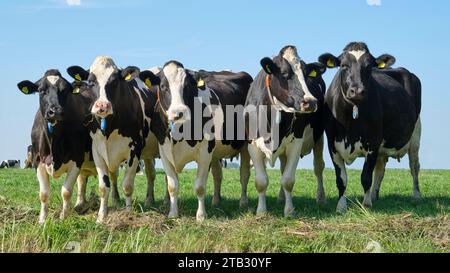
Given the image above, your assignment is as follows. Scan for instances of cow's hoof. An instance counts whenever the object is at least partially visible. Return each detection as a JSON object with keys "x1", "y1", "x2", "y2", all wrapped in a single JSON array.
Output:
[
  {"x1": 38, "y1": 217, "x2": 46, "y2": 225},
  {"x1": 74, "y1": 202, "x2": 87, "y2": 215},
  {"x1": 60, "y1": 210, "x2": 70, "y2": 220},
  {"x1": 211, "y1": 197, "x2": 221, "y2": 208},
  {"x1": 125, "y1": 205, "x2": 133, "y2": 212},
  {"x1": 239, "y1": 197, "x2": 249, "y2": 209},
  {"x1": 168, "y1": 211, "x2": 179, "y2": 219},
  {"x1": 363, "y1": 194, "x2": 373, "y2": 209},
  {"x1": 196, "y1": 212, "x2": 206, "y2": 222},
  {"x1": 112, "y1": 198, "x2": 120, "y2": 209},
  {"x1": 256, "y1": 208, "x2": 267, "y2": 217},
  {"x1": 336, "y1": 197, "x2": 348, "y2": 214},
  {"x1": 96, "y1": 215, "x2": 106, "y2": 224},
  {"x1": 316, "y1": 192, "x2": 327, "y2": 205},
  {"x1": 413, "y1": 191, "x2": 422, "y2": 199},
  {"x1": 284, "y1": 208, "x2": 296, "y2": 218},
  {"x1": 144, "y1": 198, "x2": 154, "y2": 209}
]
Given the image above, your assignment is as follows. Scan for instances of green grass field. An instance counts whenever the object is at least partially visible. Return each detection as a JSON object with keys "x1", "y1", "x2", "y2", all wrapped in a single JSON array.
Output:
[{"x1": 0, "y1": 168, "x2": 448, "y2": 253}]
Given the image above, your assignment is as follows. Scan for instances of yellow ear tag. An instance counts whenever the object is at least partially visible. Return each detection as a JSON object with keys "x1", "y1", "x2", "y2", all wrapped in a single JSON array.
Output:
[
  {"x1": 73, "y1": 87, "x2": 80, "y2": 94},
  {"x1": 21, "y1": 87, "x2": 29, "y2": 94},
  {"x1": 378, "y1": 62, "x2": 386, "y2": 69},
  {"x1": 265, "y1": 65, "x2": 272, "y2": 74},
  {"x1": 75, "y1": 74, "x2": 82, "y2": 81},
  {"x1": 145, "y1": 78, "x2": 152, "y2": 88},
  {"x1": 197, "y1": 79, "x2": 205, "y2": 88},
  {"x1": 308, "y1": 70, "x2": 317, "y2": 78},
  {"x1": 327, "y1": 59, "x2": 335, "y2": 68},
  {"x1": 125, "y1": 74, "x2": 132, "y2": 81}
]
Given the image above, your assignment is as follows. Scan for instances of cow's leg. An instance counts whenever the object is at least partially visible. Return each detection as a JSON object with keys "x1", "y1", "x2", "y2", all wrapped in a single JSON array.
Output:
[
  {"x1": 37, "y1": 163, "x2": 50, "y2": 224},
  {"x1": 248, "y1": 143, "x2": 269, "y2": 215},
  {"x1": 74, "y1": 174, "x2": 87, "y2": 213},
  {"x1": 109, "y1": 170, "x2": 120, "y2": 208},
  {"x1": 210, "y1": 159, "x2": 222, "y2": 207},
  {"x1": 93, "y1": 150, "x2": 110, "y2": 224},
  {"x1": 164, "y1": 175, "x2": 170, "y2": 206},
  {"x1": 409, "y1": 118, "x2": 422, "y2": 199},
  {"x1": 281, "y1": 141, "x2": 302, "y2": 217},
  {"x1": 122, "y1": 157, "x2": 139, "y2": 210},
  {"x1": 361, "y1": 152, "x2": 378, "y2": 208},
  {"x1": 277, "y1": 154, "x2": 287, "y2": 203},
  {"x1": 60, "y1": 164, "x2": 80, "y2": 220},
  {"x1": 195, "y1": 149, "x2": 212, "y2": 222},
  {"x1": 144, "y1": 158, "x2": 156, "y2": 208},
  {"x1": 160, "y1": 152, "x2": 179, "y2": 218},
  {"x1": 239, "y1": 146, "x2": 251, "y2": 208},
  {"x1": 371, "y1": 156, "x2": 387, "y2": 201},
  {"x1": 331, "y1": 151, "x2": 348, "y2": 213},
  {"x1": 314, "y1": 136, "x2": 326, "y2": 204}
]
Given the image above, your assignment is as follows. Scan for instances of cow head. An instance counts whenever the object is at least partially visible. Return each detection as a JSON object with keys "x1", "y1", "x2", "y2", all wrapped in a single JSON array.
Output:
[
  {"x1": 260, "y1": 46, "x2": 319, "y2": 114},
  {"x1": 17, "y1": 70, "x2": 80, "y2": 126},
  {"x1": 67, "y1": 56, "x2": 140, "y2": 118},
  {"x1": 319, "y1": 42, "x2": 396, "y2": 104},
  {"x1": 139, "y1": 61, "x2": 198, "y2": 124}
]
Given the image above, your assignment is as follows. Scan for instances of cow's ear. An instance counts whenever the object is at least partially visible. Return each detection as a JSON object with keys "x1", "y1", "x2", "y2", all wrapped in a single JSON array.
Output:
[
  {"x1": 139, "y1": 70, "x2": 160, "y2": 89},
  {"x1": 260, "y1": 57, "x2": 278, "y2": 75},
  {"x1": 67, "y1": 66, "x2": 89, "y2": 82},
  {"x1": 318, "y1": 53, "x2": 340, "y2": 69},
  {"x1": 306, "y1": 62, "x2": 326, "y2": 78},
  {"x1": 17, "y1": 81, "x2": 38, "y2": 95},
  {"x1": 71, "y1": 81, "x2": 86, "y2": 94},
  {"x1": 121, "y1": 66, "x2": 140, "y2": 82},
  {"x1": 375, "y1": 54, "x2": 396, "y2": 69}
]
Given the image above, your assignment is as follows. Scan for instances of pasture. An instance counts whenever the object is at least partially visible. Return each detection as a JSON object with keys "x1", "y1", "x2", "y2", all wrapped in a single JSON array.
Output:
[{"x1": 0, "y1": 168, "x2": 448, "y2": 253}]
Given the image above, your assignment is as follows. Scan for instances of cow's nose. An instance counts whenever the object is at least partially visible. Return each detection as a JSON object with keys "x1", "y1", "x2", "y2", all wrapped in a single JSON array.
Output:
[
  {"x1": 47, "y1": 106, "x2": 62, "y2": 118},
  {"x1": 95, "y1": 101, "x2": 111, "y2": 113},
  {"x1": 300, "y1": 97, "x2": 318, "y2": 113},
  {"x1": 169, "y1": 111, "x2": 184, "y2": 122},
  {"x1": 349, "y1": 86, "x2": 365, "y2": 97}
]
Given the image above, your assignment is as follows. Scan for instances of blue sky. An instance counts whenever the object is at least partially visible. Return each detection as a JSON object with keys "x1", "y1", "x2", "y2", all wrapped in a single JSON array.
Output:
[{"x1": 0, "y1": 0, "x2": 449, "y2": 170}]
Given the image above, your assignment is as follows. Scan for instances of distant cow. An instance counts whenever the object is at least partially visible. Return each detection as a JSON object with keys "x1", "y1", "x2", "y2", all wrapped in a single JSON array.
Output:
[
  {"x1": 17, "y1": 70, "x2": 97, "y2": 224},
  {"x1": 67, "y1": 57, "x2": 159, "y2": 223},
  {"x1": 0, "y1": 160, "x2": 20, "y2": 169},
  {"x1": 23, "y1": 145, "x2": 33, "y2": 169},
  {"x1": 318, "y1": 42, "x2": 422, "y2": 213},
  {"x1": 138, "y1": 61, "x2": 253, "y2": 220},
  {"x1": 245, "y1": 45, "x2": 327, "y2": 217}
]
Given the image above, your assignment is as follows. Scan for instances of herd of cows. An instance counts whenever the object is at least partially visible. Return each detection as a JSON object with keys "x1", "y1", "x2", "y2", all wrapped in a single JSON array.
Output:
[{"x1": 13, "y1": 42, "x2": 422, "y2": 224}]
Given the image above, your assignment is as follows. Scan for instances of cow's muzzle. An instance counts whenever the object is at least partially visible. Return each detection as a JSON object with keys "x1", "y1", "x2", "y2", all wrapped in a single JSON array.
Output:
[
  {"x1": 299, "y1": 97, "x2": 318, "y2": 114},
  {"x1": 92, "y1": 100, "x2": 113, "y2": 118}
]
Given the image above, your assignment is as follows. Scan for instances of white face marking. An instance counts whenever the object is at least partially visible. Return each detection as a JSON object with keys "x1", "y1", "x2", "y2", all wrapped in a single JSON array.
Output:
[
  {"x1": 163, "y1": 63, "x2": 190, "y2": 122},
  {"x1": 46, "y1": 76, "x2": 60, "y2": 85},
  {"x1": 348, "y1": 50, "x2": 367, "y2": 61},
  {"x1": 282, "y1": 47, "x2": 315, "y2": 100},
  {"x1": 90, "y1": 56, "x2": 117, "y2": 103}
]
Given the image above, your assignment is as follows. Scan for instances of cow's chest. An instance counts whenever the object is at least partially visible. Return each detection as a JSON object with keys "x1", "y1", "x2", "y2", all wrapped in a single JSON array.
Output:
[
  {"x1": 91, "y1": 129, "x2": 133, "y2": 171},
  {"x1": 161, "y1": 138, "x2": 209, "y2": 172},
  {"x1": 334, "y1": 139, "x2": 372, "y2": 165},
  {"x1": 212, "y1": 141, "x2": 240, "y2": 160},
  {"x1": 300, "y1": 125, "x2": 315, "y2": 157},
  {"x1": 45, "y1": 160, "x2": 76, "y2": 179}
]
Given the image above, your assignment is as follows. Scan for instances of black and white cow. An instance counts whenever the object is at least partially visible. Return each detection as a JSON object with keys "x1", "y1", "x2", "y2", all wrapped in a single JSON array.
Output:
[
  {"x1": 138, "y1": 61, "x2": 253, "y2": 221},
  {"x1": 0, "y1": 160, "x2": 20, "y2": 169},
  {"x1": 245, "y1": 45, "x2": 327, "y2": 217},
  {"x1": 67, "y1": 57, "x2": 159, "y2": 223},
  {"x1": 17, "y1": 70, "x2": 97, "y2": 224},
  {"x1": 318, "y1": 42, "x2": 422, "y2": 212}
]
